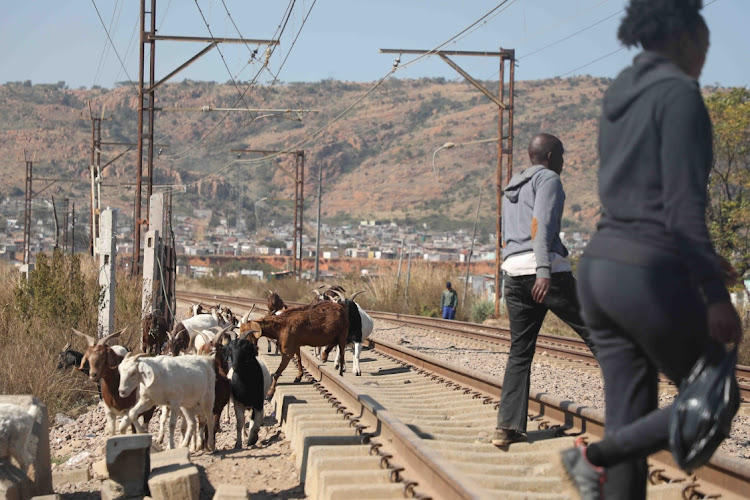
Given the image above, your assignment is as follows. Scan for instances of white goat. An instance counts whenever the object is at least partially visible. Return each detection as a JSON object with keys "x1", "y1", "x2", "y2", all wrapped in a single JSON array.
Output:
[
  {"x1": 0, "y1": 403, "x2": 40, "y2": 471},
  {"x1": 117, "y1": 354, "x2": 215, "y2": 450}
]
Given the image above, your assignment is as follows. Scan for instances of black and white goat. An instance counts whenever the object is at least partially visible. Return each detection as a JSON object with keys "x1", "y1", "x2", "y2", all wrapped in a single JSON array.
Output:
[
  {"x1": 329, "y1": 290, "x2": 374, "y2": 376},
  {"x1": 222, "y1": 339, "x2": 272, "y2": 448}
]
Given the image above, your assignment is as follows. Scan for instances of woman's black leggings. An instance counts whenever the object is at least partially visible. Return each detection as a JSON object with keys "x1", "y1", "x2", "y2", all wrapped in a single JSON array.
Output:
[{"x1": 577, "y1": 256, "x2": 718, "y2": 500}]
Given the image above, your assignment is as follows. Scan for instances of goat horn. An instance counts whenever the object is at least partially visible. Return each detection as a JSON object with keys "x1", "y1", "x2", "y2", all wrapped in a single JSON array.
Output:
[
  {"x1": 330, "y1": 289, "x2": 347, "y2": 301},
  {"x1": 97, "y1": 325, "x2": 127, "y2": 346},
  {"x1": 197, "y1": 331, "x2": 211, "y2": 348},
  {"x1": 129, "y1": 352, "x2": 147, "y2": 361},
  {"x1": 72, "y1": 328, "x2": 96, "y2": 347},
  {"x1": 241, "y1": 310, "x2": 251, "y2": 324},
  {"x1": 350, "y1": 290, "x2": 366, "y2": 301},
  {"x1": 310, "y1": 289, "x2": 321, "y2": 297}
]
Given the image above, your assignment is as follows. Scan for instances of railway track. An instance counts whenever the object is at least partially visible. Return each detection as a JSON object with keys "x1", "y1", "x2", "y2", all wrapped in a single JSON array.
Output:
[{"x1": 177, "y1": 291, "x2": 750, "y2": 499}]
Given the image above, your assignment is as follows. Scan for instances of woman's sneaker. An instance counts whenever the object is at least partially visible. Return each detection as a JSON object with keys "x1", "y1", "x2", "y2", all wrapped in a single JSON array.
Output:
[
  {"x1": 556, "y1": 437, "x2": 606, "y2": 500},
  {"x1": 491, "y1": 428, "x2": 528, "y2": 447}
]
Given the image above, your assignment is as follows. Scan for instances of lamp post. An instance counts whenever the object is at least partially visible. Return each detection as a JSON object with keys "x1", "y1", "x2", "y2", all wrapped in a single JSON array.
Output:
[{"x1": 254, "y1": 197, "x2": 267, "y2": 230}]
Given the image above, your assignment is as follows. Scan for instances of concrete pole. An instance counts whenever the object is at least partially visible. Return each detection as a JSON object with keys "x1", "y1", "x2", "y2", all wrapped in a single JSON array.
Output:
[
  {"x1": 98, "y1": 209, "x2": 117, "y2": 338},
  {"x1": 142, "y1": 193, "x2": 165, "y2": 318},
  {"x1": 405, "y1": 245, "x2": 413, "y2": 304},
  {"x1": 141, "y1": 229, "x2": 161, "y2": 317}
]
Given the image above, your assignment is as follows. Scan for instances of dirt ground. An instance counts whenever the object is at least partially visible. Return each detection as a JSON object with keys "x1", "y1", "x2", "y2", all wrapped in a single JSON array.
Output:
[{"x1": 50, "y1": 371, "x2": 305, "y2": 499}]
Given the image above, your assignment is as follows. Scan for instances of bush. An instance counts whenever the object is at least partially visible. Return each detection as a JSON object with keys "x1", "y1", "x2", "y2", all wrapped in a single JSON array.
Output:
[
  {"x1": 470, "y1": 300, "x2": 494, "y2": 323},
  {"x1": 0, "y1": 251, "x2": 142, "y2": 420}
]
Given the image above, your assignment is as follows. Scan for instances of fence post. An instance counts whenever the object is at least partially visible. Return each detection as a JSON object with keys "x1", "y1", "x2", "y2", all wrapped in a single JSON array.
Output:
[{"x1": 98, "y1": 209, "x2": 117, "y2": 338}]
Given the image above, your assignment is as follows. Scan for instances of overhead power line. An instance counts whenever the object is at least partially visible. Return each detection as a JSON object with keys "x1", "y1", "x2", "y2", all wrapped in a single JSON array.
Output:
[
  {"x1": 89, "y1": 0, "x2": 138, "y2": 96},
  {"x1": 160, "y1": 0, "x2": 521, "y2": 195},
  {"x1": 519, "y1": 9, "x2": 623, "y2": 60}
]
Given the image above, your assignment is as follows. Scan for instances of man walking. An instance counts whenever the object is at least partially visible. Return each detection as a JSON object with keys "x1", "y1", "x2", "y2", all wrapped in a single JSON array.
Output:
[
  {"x1": 440, "y1": 282, "x2": 458, "y2": 319},
  {"x1": 492, "y1": 133, "x2": 597, "y2": 447}
]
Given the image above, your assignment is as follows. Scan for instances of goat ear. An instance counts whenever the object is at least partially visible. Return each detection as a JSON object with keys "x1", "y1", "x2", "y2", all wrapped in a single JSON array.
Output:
[{"x1": 138, "y1": 362, "x2": 156, "y2": 387}]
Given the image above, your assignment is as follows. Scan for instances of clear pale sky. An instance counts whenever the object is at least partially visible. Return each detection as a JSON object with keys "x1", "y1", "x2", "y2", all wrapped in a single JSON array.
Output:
[{"x1": 1, "y1": 0, "x2": 748, "y2": 88}]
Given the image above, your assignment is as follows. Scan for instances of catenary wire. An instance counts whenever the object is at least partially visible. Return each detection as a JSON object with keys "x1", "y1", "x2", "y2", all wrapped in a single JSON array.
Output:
[
  {"x1": 159, "y1": 1, "x2": 521, "y2": 194},
  {"x1": 89, "y1": 0, "x2": 139, "y2": 96},
  {"x1": 156, "y1": 0, "x2": 297, "y2": 160}
]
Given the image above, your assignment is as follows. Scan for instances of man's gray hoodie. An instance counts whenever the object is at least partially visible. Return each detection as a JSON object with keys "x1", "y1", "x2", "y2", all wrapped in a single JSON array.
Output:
[
  {"x1": 502, "y1": 165, "x2": 568, "y2": 279},
  {"x1": 585, "y1": 51, "x2": 728, "y2": 304}
]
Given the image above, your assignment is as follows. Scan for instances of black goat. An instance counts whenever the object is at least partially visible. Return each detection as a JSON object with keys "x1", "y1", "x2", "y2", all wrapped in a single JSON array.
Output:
[
  {"x1": 222, "y1": 339, "x2": 272, "y2": 448},
  {"x1": 57, "y1": 349, "x2": 89, "y2": 375}
]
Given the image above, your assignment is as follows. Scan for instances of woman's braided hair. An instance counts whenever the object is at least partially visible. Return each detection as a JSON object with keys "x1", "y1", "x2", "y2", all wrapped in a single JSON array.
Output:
[{"x1": 618, "y1": 0, "x2": 705, "y2": 49}]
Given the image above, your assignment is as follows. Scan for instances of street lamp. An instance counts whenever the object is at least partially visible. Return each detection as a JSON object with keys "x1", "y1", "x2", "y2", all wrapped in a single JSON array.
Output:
[{"x1": 254, "y1": 197, "x2": 267, "y2": 230}]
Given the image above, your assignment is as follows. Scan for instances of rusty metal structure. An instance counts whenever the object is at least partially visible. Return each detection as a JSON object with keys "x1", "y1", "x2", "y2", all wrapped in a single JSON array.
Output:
[
  {"x1": 380, "y1": 48, "x2": 515, "y2": 317},
  {"x1": 131, "y1": 0, "x2": 279, "y2": 275},
  {"x1": 231, "y1": 149, "x2": 305, "y2": 279}
]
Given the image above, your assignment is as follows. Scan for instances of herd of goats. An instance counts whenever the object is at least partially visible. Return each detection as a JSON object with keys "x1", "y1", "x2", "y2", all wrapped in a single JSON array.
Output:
[{"x1": 54, "y1": 286, "x2": 374, "y2": 452}]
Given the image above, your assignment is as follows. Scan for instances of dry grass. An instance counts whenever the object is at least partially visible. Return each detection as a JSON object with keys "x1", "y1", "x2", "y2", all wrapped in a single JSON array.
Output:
[
  {"x1": 178, "y1": 264, "x2": 494, "y2": 323},
  {"x1": 0, "y1": 252, "x2": 142, "y2": 419}
]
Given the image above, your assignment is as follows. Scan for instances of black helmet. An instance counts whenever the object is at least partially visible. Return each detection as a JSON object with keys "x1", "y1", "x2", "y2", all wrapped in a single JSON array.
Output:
[{"x1": 669, "y1": 345, "x2": 740, "y2": 472}]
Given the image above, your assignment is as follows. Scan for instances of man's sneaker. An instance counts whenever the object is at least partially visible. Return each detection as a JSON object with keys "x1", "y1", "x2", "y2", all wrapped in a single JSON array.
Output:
[
  {"x1": 556, "y1": 437, "x2": 606, "y2": 500},
  {"x1": 490, "y1": 428, "x2": 528, "y2": 447}
]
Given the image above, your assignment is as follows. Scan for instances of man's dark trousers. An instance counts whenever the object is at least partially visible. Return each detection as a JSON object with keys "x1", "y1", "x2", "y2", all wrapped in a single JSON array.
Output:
[{"x1": 496, "y1": 271, "x2": 597, "y2": 432}]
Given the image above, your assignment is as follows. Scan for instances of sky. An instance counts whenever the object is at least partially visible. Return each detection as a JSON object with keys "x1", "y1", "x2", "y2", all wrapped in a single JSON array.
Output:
[{"x1": 0, "y1": 0, "x2": 748, "y2": 89}]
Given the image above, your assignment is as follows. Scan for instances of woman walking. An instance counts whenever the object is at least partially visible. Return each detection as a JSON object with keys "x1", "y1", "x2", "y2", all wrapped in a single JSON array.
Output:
[{"x1": 558, "y1": 1, "x2": 743, "y2": 498}]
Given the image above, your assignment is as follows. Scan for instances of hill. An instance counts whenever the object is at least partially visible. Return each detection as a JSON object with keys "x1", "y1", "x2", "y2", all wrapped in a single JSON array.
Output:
[{"x1": 0, "y1": 76, "x2": 610, "y2": 235}]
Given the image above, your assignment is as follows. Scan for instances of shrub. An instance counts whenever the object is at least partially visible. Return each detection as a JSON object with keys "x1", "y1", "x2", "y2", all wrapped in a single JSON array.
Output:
[
  {"x1": 470, "y1": 300, "x2": 494, "y2": 323},
  {"x1": 0, "y1": 252, "x2": 142, "y2": 420}
]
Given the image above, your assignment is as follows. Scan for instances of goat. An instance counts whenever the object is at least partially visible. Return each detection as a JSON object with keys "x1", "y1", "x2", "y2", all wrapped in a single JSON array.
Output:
[
  {"x1": 0, "y1": 403, "x2": 41, "y2": 472},
  {"x1": 166, "y1": 311, "x2": 221, "y2": 356},
  {"x1": 222, "y1": 339, "x2": 272, "y2": 448},
  {"x1": 73, "y1": 328, "x2": 155, "y2": 435},
  {"x1": 189, "y1": 302, "x2": 205, "y2": 317},
  {"x1": 141, "y1": 312, "x2": 168, "y2": 355},
  {"x1": 118, "y1": 353, "x2": 215, "y2": 450},
  {"x1": 329, "y1": 290, "x2": 374, "y2": 376},
  {"x1": 57, "y1": 332, "x2": 88, "y2": 374},
  {"x1": 239, "y1": 300, "x2": 349, "y2": 399},
  {"x1": 194, "y1": 323, "x2": 235, "y2": 355}
]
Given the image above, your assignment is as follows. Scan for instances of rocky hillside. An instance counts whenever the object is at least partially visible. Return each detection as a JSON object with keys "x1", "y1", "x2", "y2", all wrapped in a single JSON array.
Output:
[{"x1": 0, "y1": 76, "x2": 610, "y2": 234}]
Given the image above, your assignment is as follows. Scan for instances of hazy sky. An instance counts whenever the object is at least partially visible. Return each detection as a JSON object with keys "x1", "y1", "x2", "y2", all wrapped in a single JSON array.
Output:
[{"x1": 1, "y1": 0, "x2": 748, "y2": 88}]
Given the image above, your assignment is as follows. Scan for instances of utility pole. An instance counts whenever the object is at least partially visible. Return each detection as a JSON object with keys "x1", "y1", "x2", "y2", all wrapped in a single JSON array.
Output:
[
  {"x1": 63, "y1": 198, "x2": 70, "y2": 254},
  {"x1": 380, "y1": 48, "x2": 515, "y2": 316},
  {"x1": 71, "y1": 203, "x2": 76, "y2": 254},
  {"x1": 232, "y1": 149, "x2": 305, "y2": 279},
  {"x1": 131, "y1": 0, "x2": 279, "y2": 276},
  {"x1": 314, "y1": 164, "x2": 322, "y2": 281},
  {"x1": 22, "y1": 151, "x2": 32, "y2": 265},
  {"x1": 87, "y1": 102, "x2": 109, "y2": 258}
]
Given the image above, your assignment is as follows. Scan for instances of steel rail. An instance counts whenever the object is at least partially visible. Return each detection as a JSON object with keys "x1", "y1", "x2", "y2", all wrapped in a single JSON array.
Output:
[
  {"x1": 176, "y1": 291, "x2": 750, "y2": 499},
  {"x1": 176, "y1": 291, "x2": 750, "y2": 390}
]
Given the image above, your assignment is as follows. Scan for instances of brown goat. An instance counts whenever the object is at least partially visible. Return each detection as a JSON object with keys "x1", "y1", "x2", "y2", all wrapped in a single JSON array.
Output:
[
  {"x1": 198, "y1": 340, "x2": 230, "y2": 446},
  {"x1": 141, "y1": 312, "x2": 168, "y2": 355},
  {"x1": 73, "y1": 328, "x2": 155, "y2": 434},
  {"x1": 267, "y1": 290, "x2": 286, "y2": 315},
  {"x1": 166, "y1": 323, "x2": 190, "y2": 356},
  {"x1": 239, "y1": 300, "x2": 349, "y2": 399}
]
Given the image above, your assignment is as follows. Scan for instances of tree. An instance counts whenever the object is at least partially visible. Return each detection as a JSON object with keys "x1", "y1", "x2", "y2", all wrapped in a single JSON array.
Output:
[{"x1": 705, "y1": 88, "x2": 750, "y2": 279}]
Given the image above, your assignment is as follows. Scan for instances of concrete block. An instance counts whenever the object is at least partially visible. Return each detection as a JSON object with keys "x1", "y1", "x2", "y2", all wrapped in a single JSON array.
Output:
[
  {"x1": 51, "y1": 467, "x2": 90, "y2": 487},
  {"x1": 212, "y1": 483, "x2": 250, "y2": 500},
  {"x1": 92, "y1": 459, "x2": 107, "y2": 478},
  {"x1": 150, "y1": 448, "x2": 190, "y2": 471},
  {"x1": 0, "y1": 462, "x2": 33, "y2": 500},
  {"x1": 148, "y1": 464, "x2": 200, "y2": 500},
  {"x1": 105, "y1": 434, "x2": 152, "y2": 498},
  {"x1": 299, "y1": 440, "x2": 366, "y2": 482},
  {"x1": 0, "y1": 396, "x2": 52, "y2": 496}
]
